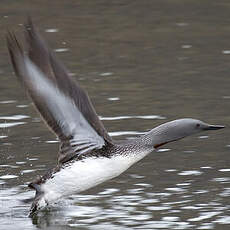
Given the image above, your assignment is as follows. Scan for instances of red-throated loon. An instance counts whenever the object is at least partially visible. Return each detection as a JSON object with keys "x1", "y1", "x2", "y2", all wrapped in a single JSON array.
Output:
[{"x1": 6, "y1": 18, "x2": 225, "y2": 216}]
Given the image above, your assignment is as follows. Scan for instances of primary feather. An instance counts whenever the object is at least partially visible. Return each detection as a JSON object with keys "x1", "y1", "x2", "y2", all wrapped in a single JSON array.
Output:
[{"x1": 7, "y1": 19, "x2": 113, "y2": 165}]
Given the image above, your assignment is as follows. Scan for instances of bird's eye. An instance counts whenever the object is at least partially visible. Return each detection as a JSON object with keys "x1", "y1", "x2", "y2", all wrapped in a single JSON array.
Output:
[{"x1": 196, "y1": 123, "x2": 200, "y2": 128}]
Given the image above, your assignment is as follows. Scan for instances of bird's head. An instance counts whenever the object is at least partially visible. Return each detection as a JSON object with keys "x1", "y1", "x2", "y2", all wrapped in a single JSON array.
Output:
[{"x1": 145, "y1": 118, "x2": 225, "y2": 149}]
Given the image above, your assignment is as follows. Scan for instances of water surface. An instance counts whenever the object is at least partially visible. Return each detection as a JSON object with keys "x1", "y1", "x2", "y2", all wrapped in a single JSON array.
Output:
[{"x1": 1, "y1": 1, "x2": 230, "y2": 229}]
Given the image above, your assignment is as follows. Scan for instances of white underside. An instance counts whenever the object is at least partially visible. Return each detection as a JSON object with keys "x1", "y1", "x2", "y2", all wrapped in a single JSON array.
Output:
[{"x1": 40, "y1": 149, "x2": 152, "y2": 206}]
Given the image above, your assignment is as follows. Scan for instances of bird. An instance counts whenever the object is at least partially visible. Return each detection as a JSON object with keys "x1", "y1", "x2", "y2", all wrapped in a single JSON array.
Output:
[{"x1": 7, "y1": 18, "x2": 225, "y2": 216}]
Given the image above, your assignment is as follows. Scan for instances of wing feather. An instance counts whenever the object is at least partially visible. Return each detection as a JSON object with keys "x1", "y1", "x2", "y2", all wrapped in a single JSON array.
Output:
[{"x1": 7, "y1": 19, "x2": 113, "y2": 164}]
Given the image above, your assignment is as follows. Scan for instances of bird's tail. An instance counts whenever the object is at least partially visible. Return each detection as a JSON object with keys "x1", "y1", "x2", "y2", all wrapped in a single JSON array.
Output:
[{"x1": 28, "y1": 183, "x2": 47, "y2": 217}]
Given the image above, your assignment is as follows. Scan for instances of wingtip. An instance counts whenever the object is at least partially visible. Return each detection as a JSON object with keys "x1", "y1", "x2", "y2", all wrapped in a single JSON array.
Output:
[
  {"x1": 6, "y1": 30, "x2": 28, "y2": 87},
  {"x1": 6, "y1": 31, "x2": 20, "y2": 72},
  {"x1": 6, "y1": 31, "x2": 15, "y2": 50},
  {"x1": 24, "y1": 16, "x2": 38, "y2": 45},
  {"x1": 25, "y1": 15, "x2": 34, "y2": 31},
  {"x1": 6, "y1": 31, "x2": 23, "y2": 54}
]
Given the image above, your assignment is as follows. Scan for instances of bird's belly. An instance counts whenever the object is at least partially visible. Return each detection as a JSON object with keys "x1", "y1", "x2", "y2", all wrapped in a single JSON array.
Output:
[{"x1": 41, "y1": 154, "x2": 145, "y2": 203}]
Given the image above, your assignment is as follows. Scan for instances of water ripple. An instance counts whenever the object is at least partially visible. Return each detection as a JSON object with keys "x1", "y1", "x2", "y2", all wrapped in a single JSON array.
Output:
[
  {"x1": 0, "y1": 122, "x2": 26, "y2": 128},
  {"x1": 0, "y1": 175, "x2": 18, "y2": 179},
  {"x1": 45, "y1": 28, "x2": 59, "y2": 33},
  {"x1": 188, "y1": 211, "x2": 221, "y2": 222},
  {"x1": 0, "y1": 100, "x2": 16, "y2": 104},
  {"x1": 100, "y1": 115, "x2": 165, "y2": 121},
  {"x1": 178, "y1": 170, "x2": 203, "y2": 176},
  {"x1": 0, "y1": 115, "x2": 29, "y2": 120},
  {"x1": 108, "y1": 131, "x2": 144, "y2": 137}
]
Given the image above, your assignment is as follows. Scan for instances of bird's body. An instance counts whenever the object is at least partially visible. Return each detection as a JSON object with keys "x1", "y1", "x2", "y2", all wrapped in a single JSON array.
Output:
[
  {"x1": 33, "y1": 140, "x2": 151, "y2": 203},
  {"x1": 40, "y1": 147, "x2": 151, "y2": 205},
  {"x1": 30, "y1": 139, "x2": 153, "y2": 210},
  {"x1": 7, "y1": 18, "x2": 224, "y2": 215}
]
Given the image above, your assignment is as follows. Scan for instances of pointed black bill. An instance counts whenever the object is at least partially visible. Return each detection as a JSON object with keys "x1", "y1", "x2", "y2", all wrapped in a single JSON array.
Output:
[{"x1": 205, "y1": 125, "x2": 225, "y2": 130}]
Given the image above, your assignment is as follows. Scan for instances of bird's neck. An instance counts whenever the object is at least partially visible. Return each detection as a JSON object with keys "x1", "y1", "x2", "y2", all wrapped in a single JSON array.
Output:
[{"x1": 138, "y1": 123, "x2": 182, "y2": 149}]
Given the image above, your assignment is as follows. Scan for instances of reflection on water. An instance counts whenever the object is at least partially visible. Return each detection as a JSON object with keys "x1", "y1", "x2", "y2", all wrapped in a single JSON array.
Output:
[
  {"x1": 1, "y1": 166, "x2": 230, "y2": 229},
  {"x1": 1, "y1": 0, "x2": 230, "y2": 229},
  {"x1": 0, "y1": 103, "x2": 230, "y2": 229}
]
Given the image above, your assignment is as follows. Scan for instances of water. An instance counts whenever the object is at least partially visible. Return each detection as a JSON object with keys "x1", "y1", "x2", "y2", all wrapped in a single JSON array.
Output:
[{"x1": 1, "y1": 0, "x2": 230, "y2": 229}]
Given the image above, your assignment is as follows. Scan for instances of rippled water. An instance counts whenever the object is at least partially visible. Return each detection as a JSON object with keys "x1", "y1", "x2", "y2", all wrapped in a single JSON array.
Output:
[{"x1": 1, "y1": 0, "x2": 230, "y2": 229}]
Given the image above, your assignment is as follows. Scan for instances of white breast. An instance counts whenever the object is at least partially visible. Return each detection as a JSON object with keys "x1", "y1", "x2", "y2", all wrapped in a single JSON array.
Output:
[{"x1": 41, "y1": 150, "x2": 151, "y2": 203}]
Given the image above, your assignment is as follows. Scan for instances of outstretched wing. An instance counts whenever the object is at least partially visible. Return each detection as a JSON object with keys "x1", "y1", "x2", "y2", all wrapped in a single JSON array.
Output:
[{"x1": 7, "y1": 19, "x2": 113, "y2": 164}]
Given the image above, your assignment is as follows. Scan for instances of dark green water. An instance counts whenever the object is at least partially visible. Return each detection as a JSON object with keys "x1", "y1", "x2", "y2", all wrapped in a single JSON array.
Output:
[{"x1": 1, "y1": 1, "x2": 230, "y2": 229}]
